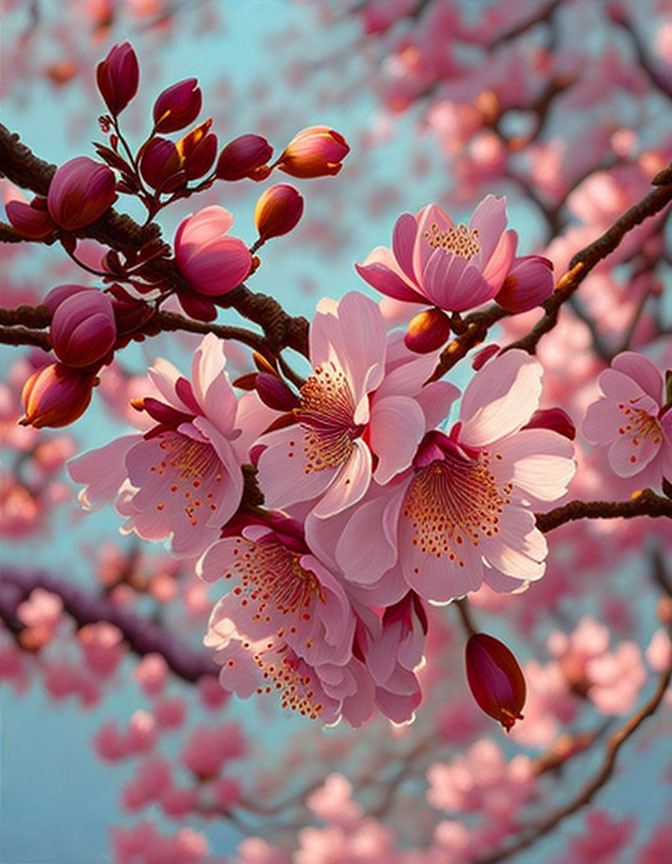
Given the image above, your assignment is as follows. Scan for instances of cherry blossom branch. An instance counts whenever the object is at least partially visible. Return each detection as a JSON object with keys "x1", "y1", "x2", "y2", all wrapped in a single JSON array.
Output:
[
  {"x1": 0, "y1": 324, "x2": 51, "y2": 349},
  {"x1": 0, "y1": 123, "x2": 310, "y2": 357},
  {"x1": 0, "y1": 569, "x2": 217, "y2": 682},
  {"x1": 535, "y1": 490, "x2": 672, "y2": 533},
  {"x1": 475, "y1": 644, "x2": 672, "y2": 864}
]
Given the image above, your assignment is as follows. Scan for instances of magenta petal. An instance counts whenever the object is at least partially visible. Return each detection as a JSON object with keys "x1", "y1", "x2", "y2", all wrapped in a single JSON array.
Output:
[
  {"x1": 354, "y1": 261, "x2": 422, "y2": 302},
  {"x1": 392, "y1": 212, "x2": 418, "y2": 282}
]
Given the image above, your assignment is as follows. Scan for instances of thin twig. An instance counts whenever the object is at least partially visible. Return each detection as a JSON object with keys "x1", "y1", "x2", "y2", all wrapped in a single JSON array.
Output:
[{"x1": 536, "y1": 490, "x2": 672, "y2": 533}]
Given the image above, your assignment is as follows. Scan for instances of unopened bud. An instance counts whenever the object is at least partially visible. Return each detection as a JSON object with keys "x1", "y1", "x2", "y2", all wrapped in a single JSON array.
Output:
[
  {"x1": 404, "y1": 307, "x2": 451, "y2": 354},
  {"x1": 96, "y1": 41, "x2": 139, "y2": 116},
  {"x1": 50, "y1": 288, "x2": 117, "y2": 368},
  {"x1": 216, "y1": 134, "x2": 273, "y2": 182},
  {"x1": 153, "y1": 78, "x2": 202, "y2": 134},
  {"x1": 139, "y1": 138, "x2": 183, "y2": 192},
  {"x1": 465, "y1": 633, "x2": 526, "y2": 732},
  {"x1": 176, "y1": 120, "x2": 218, "y2": 181},
  {"x1": 253, "y1": 184, "x2": 304, "y2": 241},
  {"x1": 20, "y1": 363, "x2": 97, "y2": 429},
  {"x1": 496, "y1": 255, "x2": 554, "y2": 313},
  {"x1": 6, "y1": 195, "x2": 56, "y2": 239},
  {"x1": 276, "y1": 126, "x2": 349, "y2": 178},
  {"x1": 47, "y1": 157, "x2": 117, "y2": 231}
]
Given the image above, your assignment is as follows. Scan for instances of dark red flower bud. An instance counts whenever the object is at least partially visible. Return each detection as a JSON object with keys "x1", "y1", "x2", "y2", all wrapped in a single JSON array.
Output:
[
  {"x1": 253, "y1": 184, "x2": 304, "y2": 241},
  {"x1": 465, "y1": 633, "x2": 526, "y2": 732},
  {"x1": 96, "y1": 42, "x2": 139, "y2": 116},
  {"x1": 20, "y1": 363, "x2": 97, "y2": 429},
  {"x1": 255, "y1": 373, "x2": 300, "y2": 411},
  {"x1": 177, "y1": 120, "x2": 218, "y2": 181},
  {"x1": 496, "y1": 255, "x2": 554, "y2": 313},
  {"x1": 5, "y1": 195, "x2": 56, "y2": 239},
  {"x1": 50, "y1": 288, "x2": 117, "y2": 367},
  {"x1": 404, "y1": 307, "x2": 451, "y2": 354},
  {"x1": 139, "y1": 137, "x2": 183, "y2": 192},
  {"x1": 47, "y1": 157, "x2": 117, "y2": 230},
  {"x1": 153, "y1": 78, "x2": 202, "y2": 134},
  {"x1": 216, "y1": 134, "x2": 273, "y2": 181}
]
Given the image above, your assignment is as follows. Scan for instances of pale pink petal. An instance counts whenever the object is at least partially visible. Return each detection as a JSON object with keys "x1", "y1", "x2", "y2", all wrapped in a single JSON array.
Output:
[
  {"x1": 598, "y1": 369, "x2": 650, "y2": 404},
  {"x1": 413, "y1": 204, "x2": 453, "y2": 281},
  {"x1": 354, "y1": 258, "x2": 421, "y2": 302},
  {"x1": 414, "y1": 381, "x2": 461, "y2": 428},
  {"x1": 190, "y1": 334, "x2": 237, "y2": 435},
  {"x1": 483, "y1": 508, "x2": 547, "y2": 582},
  {"x1": 328, "y1": 292, "x2": 388, "y2": 401},
  {"x1": 335, "y1": 483, "x2": 406, "y2": 584},
  {"x1": 392, "y1": 212, "x2": 419, "y2": 282},
  {"x1": 196, "y1": 538, "x2": 234, "y2": 583},
  {"x1": 460, "y1": 350, "x2": 543, "y2": 446},
  {"x1": 582, "y1": 398, "x2": 626, "y2": 445},
  {"x1": 443, "y1": 265, "x2": 494, "y2": 311},
  {"x1": 421, "y1": 247, "x2": 470, "y2": 308},
  {"x1": 148, "y1": 357, "x2": 191, "y2": 411},
  {"x1": 312, "y1": 439, "x2": 372, "y2": 518},
  {"x1": 370, "y1": 395, "x2": 426, "y2": 484},
  {"x1": 68, "y1": 434, "x2": 139, "y2": 509},
  {"x1": 345, "y1": 567, "x2": 409, "y2": 607},
  {"x1": 468, "y1": 195, "x2": 508, "y2": 266},
  {"x1": 256, "y1": 426, "x2": 335, "y2": 509},
  {"x1": 608, "y1": 429, "x2": 662, "y2": 477},
  {"x1": 481, "y1": 228, "x2": 517, "y2": 293},
  {"x1": 494, "y1": 429, "x2": 575, "y2": 503},
  {"x1": 612, "y1": 352, "x2": 663, "y2": 402},
  {"x1": 231, "y1": 391, "x2": 278, "y2": 463}
]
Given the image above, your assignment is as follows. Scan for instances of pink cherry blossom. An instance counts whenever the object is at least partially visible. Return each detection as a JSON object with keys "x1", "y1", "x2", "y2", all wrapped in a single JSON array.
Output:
[
  {"x1": 355, "y1": 195, "x2": 517, "y2": 313},
  {"x1": 69, "y1": 334, "x2": 272, "y2": 558},
  {"x1": 582, "y1": 351, "x2": 672, "y2": 489},
  {"x1": 256, "y1": 291, "x2": 459, "y2": 520},
  {"x1": 325, "y1": 350, "x2": 575, "y2": 604}
]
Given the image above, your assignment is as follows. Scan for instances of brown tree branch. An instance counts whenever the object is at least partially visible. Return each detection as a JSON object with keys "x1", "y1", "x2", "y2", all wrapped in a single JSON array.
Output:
[
  {"x1": 0, "y1": 325, "x2": 51, "y2": 350},
  {"x1": 535, "y1": 489, "x2": 672, "y2": 533}
]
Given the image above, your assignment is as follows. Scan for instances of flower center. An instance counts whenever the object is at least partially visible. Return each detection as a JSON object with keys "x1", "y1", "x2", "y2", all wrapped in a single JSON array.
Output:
[
  {"x1": 294, "y1": 361, "x2": 360, "y2": 473},
  {"x1": 617, "y1": 402, "x2": 663, "y2": 461},
  {"x1": 424, "y1": 222, "x2": 481, "y2": 259},
  {"x1": 247, "y1": 639, "x2": 324, "y2": 719},
  {"x1": 149, "y1": 432, "x2": 223, "y2": 525},
  {"x1": 403, "y1": 448, "x2": 512, "y2": 567}
]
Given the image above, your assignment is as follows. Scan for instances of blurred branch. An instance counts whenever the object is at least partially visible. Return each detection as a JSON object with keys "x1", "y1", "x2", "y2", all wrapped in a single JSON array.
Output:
[
  {"x1": 0, "y1": 569, "x2": 217, "y2": 682},
  {"x1": 536, "y1": 490, "x2": 672, "y2": 533},
  {"x1": 0, "y1": 325, "x2": 51, "y2": 350},
  {"x1": 475, "y1": 642, "x2": 672, "y2": 864}
]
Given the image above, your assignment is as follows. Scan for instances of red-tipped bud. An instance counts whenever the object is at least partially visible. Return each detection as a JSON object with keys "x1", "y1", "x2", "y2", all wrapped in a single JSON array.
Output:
[
  {"x1": 6, "y1": 196, "x2": 56, "y2": 239},
  {"x1": 96, "y1": 41, "x2": 139, "y2": 116},
  {"x1": 254, "y1": 184, "x2": 304, "y2": 241},
  {"x1": 276, "y1": 126, "x2": 350, "y2": 178},
  {"x1": 404, "y1": 307, "x2": 451, "y2": 354},
  {"x1": 496, "y1": 255, "x2": 554, "y2": 313},
  {"x1": 47, "y1": 157, "x2": 117, "y2": 230},
  {"x1": 139, "y1": 138, "x2": 183, "y2": 191},
  {"x1": 153, "y1": 78, "x2": 202, "y2": 134},
  {"x1": 465, "y1": 633, "x2": 526, "y2": 732},
  {"x1": 523, "y1": 407, "x2": 576, "y2": 440},
  {"x1": 216, "y1": 134, "x2": 273, "y2": 181},
  {"x1": 20, "y1": 363, "x2": 97, "y2": 429},
  {"x1": 177, "y1": 121, "x2": 218, "y2": 181},
  {"x1": 50, "y1": 289, "x2": 117, "y2": 368},
  {"x1": 255, "y1": 373, "x2": 300, "y2": 411}
]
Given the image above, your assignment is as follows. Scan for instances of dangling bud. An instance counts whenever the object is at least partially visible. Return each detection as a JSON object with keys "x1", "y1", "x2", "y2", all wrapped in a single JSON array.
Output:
[
  {"x1": 96, "y1": 42, "x2": 139, "y2": 116},
  {"x1": 404, "y1": 307, "x2": 451, "y2": 354},
  {"x1": 253, "y1": 184, "x2": 304, "y2": 241},
  {"x1": 20, "y1": 363, "x2": 97, "y2": 429},
  {"x1": 139, "y1": 137, "x2": 183, "y2": 192},
  {"x1": 465, "y1": 633, "x2": 526, "y2": 732},
  {"x1": 216, "y1": 134, "x2": 273, "y2": 182},
  {"x1": 153, "y1": 78, "x2": 202, "y2": 134},
  {"x1": 47, "y1": 157, "x2": 117, "y2": 230},
  {"x1": 276, "y1": 126, "x2": 350, "y2": 178}
]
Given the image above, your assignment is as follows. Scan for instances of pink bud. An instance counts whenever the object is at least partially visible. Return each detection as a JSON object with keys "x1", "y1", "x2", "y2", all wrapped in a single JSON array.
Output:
[
  {"x1": 176, "y1": 120, "x2": 218, "y2": 181},
  {"x1": 216, "y1": 134, "x2": 273, "y2": 181},
  {"x1": 254, "y1": 184, "x2": 304, "y2": 241},
  {"x1": 495, "y1": 255, "x2": 554, "y2": 313},
  {"x1": 153, "y1": 78, "x2": 202, "y2": 134},
  {"x1": 96, "y1": 42, "x2": 139, "y2": 116},
  {"x1": 6, "y1": 196, "x2": 56, "y2": 239},
  {"x1": 523, "y1": 407, "x2": 576, "y2": 440},
  {"x1": 174, "y1": 205, "x2": 252, "y2": 296},
  {"x1": 44, "y1": 283, "x2": 91, "y2": 313},
  {"x1": 404, "y1": 307, "x2": 451, "y2": 353},
  {"x1": 20, "y1": 363, "x2": 97, "y2": 429},
  {"x1": 139, "y1": 137, "x2": 183, "y2": 192},
  {"x1": 465, "y1": 633, "x2": 526, "y2": 732},
  {"x1": 277, "y1": 126, "x2": 350, "y2": 178},
  {"x1": 50, "y1": 289, "x2": 117, "y2": 367},
  {"x1": 47, "y1": 157, "x2": 117, "y2": 230}
]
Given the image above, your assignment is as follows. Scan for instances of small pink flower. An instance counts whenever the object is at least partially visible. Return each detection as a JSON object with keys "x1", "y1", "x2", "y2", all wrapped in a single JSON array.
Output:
[
  {"x1": 327, "y1": 350, "x2": 575, "y2": 604},
  {"x1": 174, "y1": 205, "x2": 252, "y2": 297},
  {"x1": 96, "y1": 41, "x2": 139, "y2": 116},
  {"x1": 355, "y1": 195, "x2": 517, "y2": 313},
  {"x1": 582, "y1": 351, "x2": 672, "y2": 488},
  {"x1": 69, "y1": 334, "x2": 272, "y2": 558},
  {"x1": 257, "y1": 291, "x2": 459, "y2": 520},
  {"x1": 49, "y1": 287, "x2": 117, "y2": 368},
  {"x1": 47, "y1": 156, "x2": 117, "y2": 230}
]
